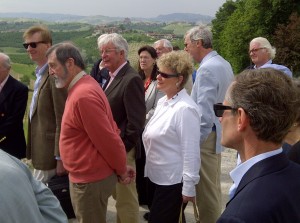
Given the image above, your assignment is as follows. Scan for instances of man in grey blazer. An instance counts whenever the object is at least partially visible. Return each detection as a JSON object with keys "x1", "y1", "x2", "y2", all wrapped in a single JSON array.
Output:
[
  {"x1": 98, "y1": 33, "x2": 146, "y2": 223},
  {"x1": 0, "y1": 149, "x2": 68, "y2": 223},
  {"x1": 184, "y1": 25, "x2": 234, "y2": 223},
  {"x1": 24, "y1": 25, "x2": 67, "y2": 183}
]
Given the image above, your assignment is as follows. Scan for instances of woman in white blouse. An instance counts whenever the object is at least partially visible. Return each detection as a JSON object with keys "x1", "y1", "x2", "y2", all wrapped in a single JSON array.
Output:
[{"x1": 142, "y1": 50, "x2": 201, "y2": 223}]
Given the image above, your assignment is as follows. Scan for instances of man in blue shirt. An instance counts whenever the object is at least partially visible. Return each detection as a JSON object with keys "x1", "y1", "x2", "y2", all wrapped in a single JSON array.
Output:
[
  {"x1": 184, "y1": 25, "x2": 234, "y2": 223},
  {"x1": 216, "y1": 68, "x2": 300, "y2": 222},
  {"x1": 248, "y1": 37, "x2": 292, "y2": 77}
]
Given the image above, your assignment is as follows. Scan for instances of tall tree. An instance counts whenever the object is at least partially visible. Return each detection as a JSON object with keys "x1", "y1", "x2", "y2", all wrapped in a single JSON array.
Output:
[
  {"x1": 212, "y1": 0, "x2": 238, "y2": 51},
  {"x1": 273, "y1": 12, "x2": 300, "y2": 76},
  {"x1": 212, "y1": 0, "x2": 299, "y2": 73}
]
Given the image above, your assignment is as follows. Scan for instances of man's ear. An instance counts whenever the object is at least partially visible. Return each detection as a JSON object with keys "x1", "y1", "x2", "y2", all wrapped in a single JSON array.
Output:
[
  {"x1": 66, "y1": 58, "x2": 75, "y2": 68},
  {"x1": 195, "y1": 39, "x2": 202, "y2": 48},
  {"x1": 237, "y1": 108, "x2": 249, "y2": 131}
]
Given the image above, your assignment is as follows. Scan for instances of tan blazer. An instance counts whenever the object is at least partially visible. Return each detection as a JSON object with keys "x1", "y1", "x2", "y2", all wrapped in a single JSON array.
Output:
[{"x1": 26, "y1": 66, "x2": 67, "y2": 170}]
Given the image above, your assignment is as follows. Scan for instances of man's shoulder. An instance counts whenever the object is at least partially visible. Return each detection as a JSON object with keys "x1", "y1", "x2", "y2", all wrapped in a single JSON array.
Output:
[
  {"x1": 7, "y1": 75, "x2": 28, "y2": 90},
  {"x1": 122, "y1": 64, "x2": 140, "y2": 78}
]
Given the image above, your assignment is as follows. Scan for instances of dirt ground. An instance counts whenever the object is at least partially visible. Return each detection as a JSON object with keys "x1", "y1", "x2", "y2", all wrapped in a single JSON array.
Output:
[{"x1": 68, "y1": 148, "x2": 237, "y2": 223}]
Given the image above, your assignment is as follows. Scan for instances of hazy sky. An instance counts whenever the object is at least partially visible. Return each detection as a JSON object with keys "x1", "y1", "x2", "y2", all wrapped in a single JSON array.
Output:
[{"x1": 0, "y1": 0, "x2": 226, "y2": 18}]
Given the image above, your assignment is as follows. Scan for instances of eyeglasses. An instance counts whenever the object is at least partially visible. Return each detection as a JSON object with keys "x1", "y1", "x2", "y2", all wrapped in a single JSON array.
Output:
[
  {"x1": 157, "y1": 71, "x2": 179, "y2": 78},
  {"x1": 248, "y1": 47, "x2": 266, "y2": 54},
  {"x1": 100, "y1": 48, "x2": 118, "y2": 55},
  {"x1": 23, "y1": 41, "x2": 46, "y2": 49},
  {"x1": 213, "y1": 103, "x2": 236, "y2": 117}
]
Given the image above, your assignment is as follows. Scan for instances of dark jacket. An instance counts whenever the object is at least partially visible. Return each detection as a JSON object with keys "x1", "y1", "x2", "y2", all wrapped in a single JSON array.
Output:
[
  {"x1": 103, "y1": 62, "x2": 146, "y2": 158},
  {"x1": 0, "y1": 75, "x2": 28, "y2": 158},
  {"x1": 217, "y1": 153, "x2": 300, "y2": 223}
]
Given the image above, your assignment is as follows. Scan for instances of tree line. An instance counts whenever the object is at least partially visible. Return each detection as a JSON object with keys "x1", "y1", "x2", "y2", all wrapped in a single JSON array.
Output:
[{"x1": 212, "y1": 0, "x2": 300, "y2": 76}]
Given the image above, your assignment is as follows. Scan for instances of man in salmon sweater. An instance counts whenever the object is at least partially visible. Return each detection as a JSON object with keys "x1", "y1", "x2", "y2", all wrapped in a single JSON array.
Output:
[{"x1": 46, "y1": 42, "x2": 135, "y2": 223}]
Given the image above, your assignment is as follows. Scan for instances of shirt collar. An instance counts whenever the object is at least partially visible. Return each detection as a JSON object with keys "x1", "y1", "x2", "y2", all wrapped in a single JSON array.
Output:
[
  {"x1": 35, "y1": 63, "x2": 48, "y2": 78},
  {"x1": 160, "y1": 88, "x2": 186, "y2": 106},
  {"x1": 230, "y1": 148, "x2": 282, "y2": 189},
  {"x1": 67, "y1": 70, "x2": 86, "y2": 91},
  {"x1": 110, "y1": 61, "x2": 127, "y2": 78},
  {"x1": 254, "y1": 59, "x2": 272, "y2": 69}
]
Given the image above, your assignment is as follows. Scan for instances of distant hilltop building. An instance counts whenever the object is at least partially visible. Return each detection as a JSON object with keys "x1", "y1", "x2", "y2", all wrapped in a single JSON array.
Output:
[
  {"x1": 94, "y1": 25, "x2": 123, "y2": 35},
  {"x1": 123, "y1": 17, "x2": 131, "y2": 24}
]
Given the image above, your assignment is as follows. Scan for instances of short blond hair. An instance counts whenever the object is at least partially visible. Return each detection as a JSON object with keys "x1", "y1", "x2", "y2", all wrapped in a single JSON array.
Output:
[{"x1": 157, "y1": 50, "x2": 193, "y2": 88}]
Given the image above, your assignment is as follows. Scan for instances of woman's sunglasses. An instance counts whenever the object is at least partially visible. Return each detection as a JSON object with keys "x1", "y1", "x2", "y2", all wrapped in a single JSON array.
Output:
[{"x1": 157, "y1": 71, "x2": 179, "y2": 78}]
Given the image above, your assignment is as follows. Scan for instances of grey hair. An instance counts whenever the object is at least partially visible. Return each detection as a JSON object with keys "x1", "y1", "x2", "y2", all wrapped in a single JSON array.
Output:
[
  {"x1": 250, "y1": 37, "x2": 276, "y2": 59},
  {"x1": 46, "y1": 42, "x2": 85, "y2": 70},
  {"x1": 154, "y1": 39, "x2": 173, "y2": 49},
  {"x1": 97, "y1": 33, "x2": 129, "y2": 59},
  {"x1": 0, "y1": 53, "x2": 11, "y2": 68},
  {"x1": 185, "y1": 24, "x2": 213, "y2": 49}
]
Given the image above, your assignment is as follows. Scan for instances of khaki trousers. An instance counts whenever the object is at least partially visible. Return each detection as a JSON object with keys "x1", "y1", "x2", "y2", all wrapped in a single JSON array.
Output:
[
  {"x1": 113, "y1": 148, "x2": 139, "y2": 223},
  {"x1": 70, "y1": 174, "x2": 117, "y2": 223},
  {"x1": 196, "y1": 131, "x2": 222, "y2": 223}
]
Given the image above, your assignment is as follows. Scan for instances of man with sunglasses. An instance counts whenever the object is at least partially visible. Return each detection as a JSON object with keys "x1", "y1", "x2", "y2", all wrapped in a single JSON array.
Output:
[
  {"x1": 184, "y1": 25, "x2": 234, "y2": 223},
  {"x1": 216, "y1": 68, "x2": 300, "y2": 222},
  {"x1": 24, "y1": 25, "x2": 67, "y2": 184}
]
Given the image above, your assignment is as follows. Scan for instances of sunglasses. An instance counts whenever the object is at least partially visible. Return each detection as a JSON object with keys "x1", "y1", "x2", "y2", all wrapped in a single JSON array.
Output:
[
  {"x1": 213, "y1": 103, "x2": 236, "y2": 117},
  {"x1": 158, "y1": 71, "x2": 179, "y2": 78},
  {"x1": 23, "y1": 41, "x2": 46, "y2": 49}
]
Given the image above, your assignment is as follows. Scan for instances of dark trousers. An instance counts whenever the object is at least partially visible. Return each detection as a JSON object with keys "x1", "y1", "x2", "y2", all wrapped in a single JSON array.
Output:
[
  {"x1": 148, "y1": 180, "x2": 186, "y2": 223},
  {"x1": 136, "y1": 141, "x2": 155, "y2": 207}
]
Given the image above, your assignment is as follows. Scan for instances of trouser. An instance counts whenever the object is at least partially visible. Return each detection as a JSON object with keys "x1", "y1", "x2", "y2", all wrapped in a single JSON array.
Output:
[
  {"x1": 113, "y1": 149, "x2": 139, "y2": 223},
  {"x1": 70, "y1": 174, "x2": 117, "y2": 223},
  {"x1": 149, "y1": 181, "x2": 186, "y2": 223},
  {"x1": 196, "y1": 131, "x2": 222, "y2": 223}
]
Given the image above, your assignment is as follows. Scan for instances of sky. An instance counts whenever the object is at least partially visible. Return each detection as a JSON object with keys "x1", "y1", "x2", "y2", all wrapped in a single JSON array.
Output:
[{"x1": 0, "y1": 0, "x2": 227, "y2": 18}]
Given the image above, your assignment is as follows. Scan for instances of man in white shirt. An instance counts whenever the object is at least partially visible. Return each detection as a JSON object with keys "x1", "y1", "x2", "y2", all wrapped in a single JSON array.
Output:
[
  {"x1": 248, "y1": 37, "x2": 292, "y2": 76},
  {"x1": 216, "y1": 68, "x2": 300, "y2": 222}
]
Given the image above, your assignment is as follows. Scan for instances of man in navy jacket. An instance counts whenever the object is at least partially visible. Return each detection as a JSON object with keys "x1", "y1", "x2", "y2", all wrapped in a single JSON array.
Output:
[
  {"x1": 0, "y1": 53, "x2": 28, "y2": 159},
  {"x1": 215, "y1": 68, "x2": 300, "y2": 223}
]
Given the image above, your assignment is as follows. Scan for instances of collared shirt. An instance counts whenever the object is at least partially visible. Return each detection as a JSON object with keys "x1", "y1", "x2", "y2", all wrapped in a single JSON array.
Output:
[
  {"x1": 0, "y1": 74, "x2": 9, "y2": 94},
  {"x1": 229, "y1": 148, "x2": 283, "y2": 199},
  {"x1": 254, "y1": 59, "x2": 272, "y2": 69},
  {"x1": 29, "y1": 64, "x2": 48, "y2": 120},
  {"x1": 67, "y1": 71, "x2": 86, "y2": 92},
  {"x1": 191, "y1": 51, "x2": 234, "y2": 153},
  {"x1": 260, "y1": 63, "x2": 293, "y2": 77},
  {"x1": 105, "y1": 61, "x2": 127, "y2": 90},
  {"x1": 143, "y1": 89, "x2": 201, "y2": 197}
]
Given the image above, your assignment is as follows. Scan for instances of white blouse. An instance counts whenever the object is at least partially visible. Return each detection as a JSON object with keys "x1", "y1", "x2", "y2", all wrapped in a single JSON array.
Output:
[{"x1": 142, "y1": 88, "x2": 201, "y2": 197}]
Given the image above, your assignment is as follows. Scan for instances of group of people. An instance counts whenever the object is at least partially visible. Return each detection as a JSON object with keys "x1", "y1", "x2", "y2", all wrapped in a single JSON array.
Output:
[{"x1": 0, "y1": 22, "x2": 300, "y2": 223}]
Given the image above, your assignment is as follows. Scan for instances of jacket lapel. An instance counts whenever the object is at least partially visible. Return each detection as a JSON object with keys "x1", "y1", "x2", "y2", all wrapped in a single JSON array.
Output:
[
  {"x1": 145, "y1": 81, "x2": 156, "y2": 102},
  {"x1": 227, "y1": 153, "x2": 289, "y2": 206},
  {"x1": 105, "y1": 62, "x2": 129, "y2": 96},
  {"x1": 0, "y1": 75, "x2": 14, "y2": 105}
]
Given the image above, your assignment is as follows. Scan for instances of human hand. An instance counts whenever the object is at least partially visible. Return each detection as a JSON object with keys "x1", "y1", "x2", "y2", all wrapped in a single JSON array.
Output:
[
  {"x1": 182, "y1": 195, "x2": 195, "y2": 203},
  {"x1": 56, "y1": 160, "x2": 68, "y2": 176},
  {"x1": 118, "y1": 165, "x2": 136, "y2": 184}
]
